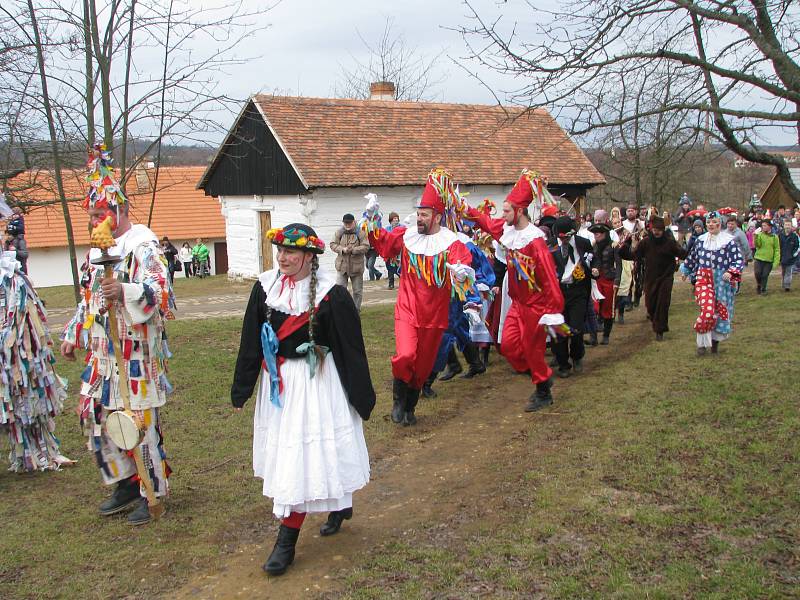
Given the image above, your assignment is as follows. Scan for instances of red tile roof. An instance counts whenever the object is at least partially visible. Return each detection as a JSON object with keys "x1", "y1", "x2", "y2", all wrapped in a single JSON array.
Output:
[
  {"x1": 7, "y1": 167, "x2": 224, "y2": 249},
  {"x1": 248, "y1": 95, "x2": 605, "y2": 188}
]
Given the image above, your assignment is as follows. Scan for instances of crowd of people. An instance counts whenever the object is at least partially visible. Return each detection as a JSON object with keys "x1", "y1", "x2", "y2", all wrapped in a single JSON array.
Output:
[{"x1": 2, "y1": 150, "x2": 798, "y2": 581}]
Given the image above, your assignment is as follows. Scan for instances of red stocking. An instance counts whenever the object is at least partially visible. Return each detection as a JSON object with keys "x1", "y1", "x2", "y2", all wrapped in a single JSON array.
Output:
[{"x1": 281, "y1": 511, "x2": 306, "y2": 530}]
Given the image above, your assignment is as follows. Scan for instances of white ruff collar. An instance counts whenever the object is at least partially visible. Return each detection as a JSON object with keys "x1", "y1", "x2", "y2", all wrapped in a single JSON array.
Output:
[
  {"x1": 699, "y1": 231, "x2": 734, "y2": 251},
  {"x1": 500, "y1": 223, "x2": 544, "y2": 250},
  {"x1": 259, "y1": 266, "x2": 337, "y2": 315},
  {"x1": 403, "y1": 227, "x2": 458, "y2": 256}
]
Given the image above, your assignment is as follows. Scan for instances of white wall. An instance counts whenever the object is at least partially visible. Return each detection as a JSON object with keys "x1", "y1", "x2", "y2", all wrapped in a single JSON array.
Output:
[
  {"x1": 29, "y1": 238, "x2": 225, "y2": 288},
  {"x1": 220, "y1": 184, "x2": 511, "y2": 278}
]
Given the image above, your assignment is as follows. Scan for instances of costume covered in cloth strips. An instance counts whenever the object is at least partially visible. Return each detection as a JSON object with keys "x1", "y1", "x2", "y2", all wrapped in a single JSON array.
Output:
[
  {"x1": 679, "y1": 231, "x2": 744, "y2": 347},
  {"x1": 619, "y1": 234, "x2": 687, "y2": 334},
  {"x1": 62, "y1": 224, "x2": 174, "y2": 496},
  {"x1": 466, "y1": 210, "x2": 564, "y2": 385},
  {"x1": 370, "y1": 226, "x2": 472, "y2": 389},
  {"x1": 0, "y1": 255, "x2": 70, "y2": 472},
  {"x1": 231, "y1": 268, "x2": 375, "y2": 518}
]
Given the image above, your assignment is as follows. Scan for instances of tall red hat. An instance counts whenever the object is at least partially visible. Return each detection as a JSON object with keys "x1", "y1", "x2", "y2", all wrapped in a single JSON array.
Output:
[
  {"x1": 506, "y1": 171, "x2": 535, "y2": 209},
  {"x1": 417, "y1": 168, "x2": 451, "y2": 214}
]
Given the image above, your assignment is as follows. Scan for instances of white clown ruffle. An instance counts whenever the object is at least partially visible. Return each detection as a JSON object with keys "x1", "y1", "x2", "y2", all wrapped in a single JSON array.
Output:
[{"x1": 253, "y1": 356, "x2": 370, "y2": 519}]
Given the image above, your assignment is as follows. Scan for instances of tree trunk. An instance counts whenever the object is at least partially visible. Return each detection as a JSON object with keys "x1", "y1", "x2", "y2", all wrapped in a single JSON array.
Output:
[{"x1": 28, "y1": 0, "x2": 81, "y2": 301}]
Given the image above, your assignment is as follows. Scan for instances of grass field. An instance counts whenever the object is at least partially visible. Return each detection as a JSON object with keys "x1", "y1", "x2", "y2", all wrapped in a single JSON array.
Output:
[
  {"x1": 1, "y1": 278, "x2": 797, "y2": 599},
  {"x1": 333, "y1": 282, "x2": 800, "y2": 599},
  {"x1": 38, "y1": 275, "x2": 252, "y2": 310}
]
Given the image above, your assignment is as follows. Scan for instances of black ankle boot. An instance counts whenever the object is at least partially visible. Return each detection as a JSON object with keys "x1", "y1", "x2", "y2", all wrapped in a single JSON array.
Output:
[
  {"x1": 422, "y1": 372, "x2": 437, "y2": 398},
  {"x1": 99, "y1": 477, "x2": 141, "y2": 516},
  {"x1": 263, "y1": 524, "x2": 300, "y2": 576},
  {"x1": 438, "y1": 347, "x2": 463, "y2": 381},
  {"x1": 127, "y1": 497, "x2": 153, "y2": 526},
  {"x1": 461, "y1": 343, "x2": 486, "y2": 378},
  {"x1": 404, "y1": 388, "x2": 421, "y2": 426},
  {"x1": 617, "y1": 308, "x2": 624, "y2": 324},
  {"x1": 391, "y1": 378, "x2": 408, "y2": 424},
  {"x1": 525, "y1": 379, "x2": 554, "y2": 412},
  {"x1": 320, "y1": 507, "x2": 353, "y2": 536}
]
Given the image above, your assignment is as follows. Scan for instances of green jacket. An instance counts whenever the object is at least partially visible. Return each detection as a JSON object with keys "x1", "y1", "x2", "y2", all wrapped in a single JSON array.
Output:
[
  {"x1": 754, "y1": 232, "x2": 780, "y2": 267},
  {"x1": 192, "y1": 243, "x2": 210, "y2": 261}
]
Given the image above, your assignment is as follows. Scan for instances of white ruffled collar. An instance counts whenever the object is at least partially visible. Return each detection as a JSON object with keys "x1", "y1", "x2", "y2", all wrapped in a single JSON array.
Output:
[
  {"x1": 699, "y1": 231, "x2": 734, "y2": 251},
  {"x1": 258, "y1": 266, "x2": 337, "y2": 315},
  {"x1": 500, "y1": 223, "x2": 545, "y2": 250},
  {"x1": 403, "y1": 227, "x2": 458, "y2": 256}
]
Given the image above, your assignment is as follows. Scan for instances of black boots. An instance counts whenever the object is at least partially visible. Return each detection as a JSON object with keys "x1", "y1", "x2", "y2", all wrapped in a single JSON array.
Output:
[
  {"x1": 617, "y1": 307, "x2": 625, "y2": 324},
  {"x1": 319, "y1": 507, "x2": 353, "y2": 536},
  {"x1": 391, "y1": 378, "x2": 407, "y2": 423},
  {"x1": 263, "y1": 524, "x2": 300, "y2": 576},
  {"x1": 525, "y1": 379, "x2": 553, "y2": 412},
  {"x1": 422, "y1": 372, "x2": 437, "y2": 398},
  {"x1": 711, "y1": 340, "x2": 719, "y2": 354},
  {"x1": 99, "y1": 477, "x2": 141, "y2": 516},
  {"x1": 601, "y1": 318, "x2": 613, "y2": 345},
  {"x1": 461, "y1": 343, "x2": 486, "y2": 379},
  {"x1": 587, "y1": 331, "x2": 598, "y2": 347},
  {"x1": 127, "y1": 497, "x2": 153, "y2": 526},
  {"x1": 480, "y1": 346, "x2": 490, "y2": 369},
  {"x1": 404, "y1": 388, "x2": 420, "y2": 426},
  {"x1": 438, "y1": 347, "x2": 463, "y2": 381}
]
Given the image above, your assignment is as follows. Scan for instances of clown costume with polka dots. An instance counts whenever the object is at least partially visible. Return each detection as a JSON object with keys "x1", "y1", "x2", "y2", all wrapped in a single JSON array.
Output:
[{"x1": 680, "y1": 210, "x2": 745, "y2": 355}]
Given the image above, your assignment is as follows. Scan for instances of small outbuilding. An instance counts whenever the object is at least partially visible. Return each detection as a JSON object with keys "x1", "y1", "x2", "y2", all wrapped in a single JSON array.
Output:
[
  {"x1": 760, "y1": 167, "x2": 800, "y2": 212},
  {"x1": 198, "y1": 86, "x2": 605, "y2": 278}
]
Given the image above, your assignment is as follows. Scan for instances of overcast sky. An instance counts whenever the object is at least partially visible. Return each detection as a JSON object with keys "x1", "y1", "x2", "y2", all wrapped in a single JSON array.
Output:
[
  {"x1": 191, "y1": 0, "x2": 795, "y2": 146},
  {"x1": 206, "y1": 0, "x2": 531, "y2": 106}
]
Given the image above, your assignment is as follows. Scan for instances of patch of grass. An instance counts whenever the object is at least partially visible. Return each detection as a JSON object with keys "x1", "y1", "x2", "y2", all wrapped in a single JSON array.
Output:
[
  {"x1": 38, "y1": 274, "x2": 253, "y2": 309},
  {"x1": 331, "y1": 279, "x2": 800, "y2": 599},
  {"x1": 0, "y1": 302, "x2": 407, "y2": 600}
]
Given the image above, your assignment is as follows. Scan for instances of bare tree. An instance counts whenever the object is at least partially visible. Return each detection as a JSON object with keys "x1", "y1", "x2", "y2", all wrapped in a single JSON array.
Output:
[
  {"x1": 335, "y1": 17, "x2": 445, "y2": 101},
  {"x1": 0, "y1": 0, "x2": 271, "y2": 293},
  {"x1": 459, "y1": 0, "x2": 800, "y2": 203}
]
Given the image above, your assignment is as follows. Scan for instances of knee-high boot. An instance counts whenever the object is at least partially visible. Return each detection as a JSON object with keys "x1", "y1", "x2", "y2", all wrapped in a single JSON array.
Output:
[
  {"x1": 404, "y1": 388, "x2": 421, "y2": 426},
  {"x1": 438, "y1": 347, "x2": 463, "y2": 381},
  {"x1": 601, "y1": 318, "x2": 613, "y2": 345},
  {"x1": 391, "y1": 378, "x2": 408, "y2": 424},
  {"x1": 461, "y1": 342, "x2": 486, "y2": 378}
]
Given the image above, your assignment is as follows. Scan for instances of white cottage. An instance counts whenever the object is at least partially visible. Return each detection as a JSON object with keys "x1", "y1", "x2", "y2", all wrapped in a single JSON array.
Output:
[{"x1": 197, "y1": 84, "x2": 605, "y2": 278}]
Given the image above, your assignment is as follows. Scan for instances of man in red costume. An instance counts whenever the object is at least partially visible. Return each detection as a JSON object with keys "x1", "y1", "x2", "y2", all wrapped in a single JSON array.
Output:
[
  {"x1": 466, "y1": 170, "x2": 565, "y2": 411},
  {"x1": 367, "y1": 168, "x2": 473, "y2": 426}
]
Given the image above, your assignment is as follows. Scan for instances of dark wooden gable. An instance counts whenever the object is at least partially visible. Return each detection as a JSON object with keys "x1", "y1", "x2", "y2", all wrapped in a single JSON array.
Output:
[{"x1": 200, "y1": 100, "x2": 307, "y2": 197}]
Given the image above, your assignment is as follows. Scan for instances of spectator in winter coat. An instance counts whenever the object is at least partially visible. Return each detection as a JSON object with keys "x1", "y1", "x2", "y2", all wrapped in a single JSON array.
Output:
[
  {"x1": 753, "y1": 220, "x2": 780, "y2": 294},
  {"x1": 4, "y1": 217, "x2": 29, "y2": 274},
  {"x1": 778, "y1": 221, "x2": 799, "y2": 291},
  {"x1": 726, "y1": 218, "x2": 752, "y2": 263},
  {"x1": 672, "y1": 197, "x2": 693, "y2": 244},
  {"x1": 329, "y1": 213, "x2": 370, "y2": 311}
]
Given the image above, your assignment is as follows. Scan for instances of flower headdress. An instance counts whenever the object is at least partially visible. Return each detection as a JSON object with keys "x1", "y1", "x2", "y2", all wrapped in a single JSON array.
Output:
[{"x1": 265, "y1": 224, "x2": 325, "y2": 254}]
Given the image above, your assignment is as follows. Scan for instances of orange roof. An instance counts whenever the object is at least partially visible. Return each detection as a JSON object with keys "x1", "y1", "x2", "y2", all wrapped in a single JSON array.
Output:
[
  {"x1": 216, "y1": 95, "x2": 605, "y2": 188},
  {"x1": 7, "y1": 167, "x2": 224, "y2": 249}
]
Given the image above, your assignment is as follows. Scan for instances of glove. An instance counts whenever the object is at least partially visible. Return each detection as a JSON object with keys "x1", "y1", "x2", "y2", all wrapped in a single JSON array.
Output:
[
  {"x1": 364, "y1": 193, "x2": 380, "y2": 217},
  {"x1": 446, "y1": 262, "x2": 469, "y2": 282}
]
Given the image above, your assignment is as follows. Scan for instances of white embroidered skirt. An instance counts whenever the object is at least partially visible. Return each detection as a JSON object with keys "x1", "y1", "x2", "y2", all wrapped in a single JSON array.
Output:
[{"x1": 252, "y1": 356, "x2": 370, "y2": 519}]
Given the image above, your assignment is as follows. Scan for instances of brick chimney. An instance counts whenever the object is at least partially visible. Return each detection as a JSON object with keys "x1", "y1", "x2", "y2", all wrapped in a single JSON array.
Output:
[{"x1": 369, "y1": 81, "x2": 396, "y2": 101}]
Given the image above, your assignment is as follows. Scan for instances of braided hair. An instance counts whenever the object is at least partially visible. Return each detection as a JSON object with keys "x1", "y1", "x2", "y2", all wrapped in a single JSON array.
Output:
[{"x1": 306, "y1": 254, "x2": 326, "y2": 364}]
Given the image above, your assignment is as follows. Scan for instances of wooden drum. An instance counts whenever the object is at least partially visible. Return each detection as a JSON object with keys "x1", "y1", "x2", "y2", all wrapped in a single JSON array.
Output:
[{"x1": 105, "y1": 409, "x2": 145, "y2": 451}]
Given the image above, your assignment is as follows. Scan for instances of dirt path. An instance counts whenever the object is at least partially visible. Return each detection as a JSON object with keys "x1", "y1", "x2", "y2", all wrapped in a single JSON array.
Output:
[
  {"x1": 45, "y1": 280, "x2": 399, "y2": 329},
  {"x1": 167, "y1": 311, "x2": 654, "y2": 600}
]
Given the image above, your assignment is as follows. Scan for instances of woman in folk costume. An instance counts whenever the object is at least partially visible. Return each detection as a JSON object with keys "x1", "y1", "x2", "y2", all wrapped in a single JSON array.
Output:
[
  {"x1": 588, "y1": 223, "x2": 621, "y2": 345},
  {"x1": 1, "y1": 252, "x2": 71, "y2": 472},
  {"x1": 61, "y1": 143, "x2": 174, "y2": 526},
  {"x1": 231, "y1": 223, "x2": 375, "y2": 576},
  {"x1": 679, "y1": 211, "x2": 744, "y2": 356},
  {"x1": 365, "y1": 168, "x2": 474, "y2": 426},
  {"x1": 465, "y1": 170, "x2": 565, "y2": 412}
]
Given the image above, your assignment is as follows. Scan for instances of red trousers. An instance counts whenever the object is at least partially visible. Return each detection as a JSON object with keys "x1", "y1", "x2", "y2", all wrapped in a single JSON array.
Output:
[
  {"x1": 499, "y1": 303, "x2": 551, "y2": 384},
  {"x1": 392, "y1": 320, "x2": 446, "y2": 390},
  {"x1": 596, "y1": 278, "x2": 615, "y2": 320}
]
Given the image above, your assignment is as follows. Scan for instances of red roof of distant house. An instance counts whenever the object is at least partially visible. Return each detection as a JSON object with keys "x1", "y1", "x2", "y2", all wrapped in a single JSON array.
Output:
[
  {"x1": 199, "y1": 95, "x2": 605, "y2": 190},
  {"x1": 6, "y1": 167, "x2": 223, "y2": 249}
]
